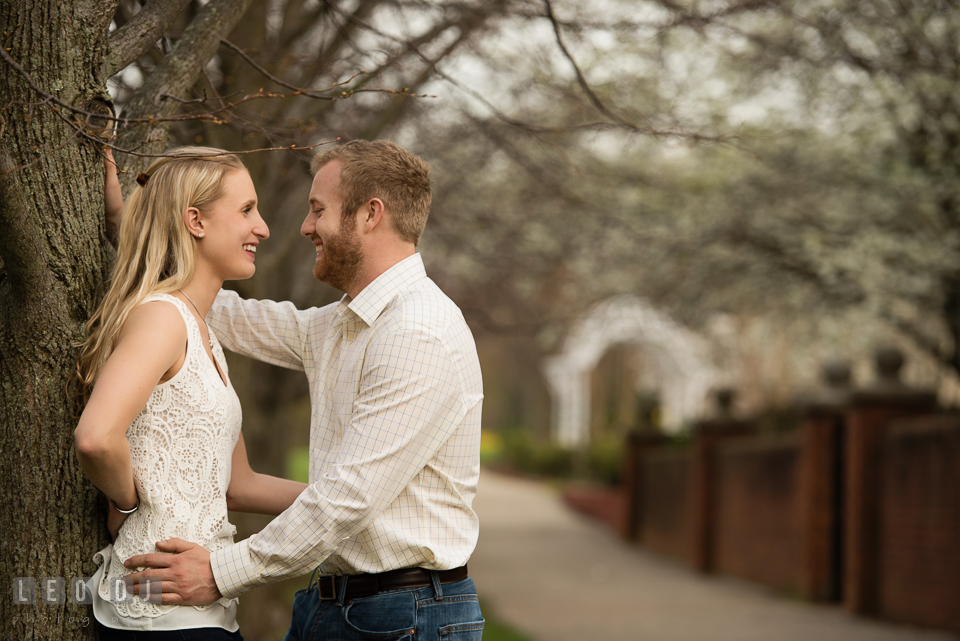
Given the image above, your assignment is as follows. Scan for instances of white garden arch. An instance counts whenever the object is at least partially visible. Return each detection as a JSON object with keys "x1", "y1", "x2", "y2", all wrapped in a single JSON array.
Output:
[{"x1": 542, "y1": 296, "x2": 716, "y2": 448}]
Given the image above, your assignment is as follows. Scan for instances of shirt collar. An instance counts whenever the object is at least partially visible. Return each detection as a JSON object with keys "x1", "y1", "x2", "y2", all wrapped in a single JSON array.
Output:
[{"x1": 345, "y1": 253, "x2": 427, "y2": 326}]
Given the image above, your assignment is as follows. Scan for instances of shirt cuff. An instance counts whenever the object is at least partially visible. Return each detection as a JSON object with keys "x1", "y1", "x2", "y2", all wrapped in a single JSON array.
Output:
[{"x1": 210, "y1": 540, "x2": 264, "y2": 599}]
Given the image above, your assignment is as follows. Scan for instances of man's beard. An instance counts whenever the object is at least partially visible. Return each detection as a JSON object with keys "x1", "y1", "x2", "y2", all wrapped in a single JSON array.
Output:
[{"x1": 313, "y1": 218, "x2": 363, "y2": 292}]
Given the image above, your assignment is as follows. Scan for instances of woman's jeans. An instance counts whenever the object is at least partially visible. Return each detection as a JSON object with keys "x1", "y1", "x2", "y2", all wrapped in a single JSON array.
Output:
[{"x1": 283, "y1": 572, "x2": 484, "y2": 641}]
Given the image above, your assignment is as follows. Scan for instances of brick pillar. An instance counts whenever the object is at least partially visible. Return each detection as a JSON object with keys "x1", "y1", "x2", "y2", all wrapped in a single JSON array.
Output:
[
  {"x1": 622, "y1": 430, "x2": 667, "y2": 541},
  {"x1": 798, "y1": 360, "x2": 851, "y2": 602},
  {"x1": 690, "y1": 388, "x2": 754, "y2": 572},
  {"x1": 843, "y1": 347, "x2": 936, "y2": 615}
]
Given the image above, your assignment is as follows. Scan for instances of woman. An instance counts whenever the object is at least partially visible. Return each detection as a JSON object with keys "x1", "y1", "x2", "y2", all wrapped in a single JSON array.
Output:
[{"x1": 75, "y1": 147, "x2": 307, "y2": 639}]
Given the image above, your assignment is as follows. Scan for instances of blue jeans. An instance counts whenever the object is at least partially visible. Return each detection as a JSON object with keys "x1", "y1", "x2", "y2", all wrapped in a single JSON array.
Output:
[{"x1": 283, "y1": 573, "x2": 484, "y2": 641}]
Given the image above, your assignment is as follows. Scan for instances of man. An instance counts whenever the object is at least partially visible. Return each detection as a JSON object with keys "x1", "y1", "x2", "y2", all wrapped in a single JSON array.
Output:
[{"x1": 124, "y1": 140, "x2": 485, "y2": 640}]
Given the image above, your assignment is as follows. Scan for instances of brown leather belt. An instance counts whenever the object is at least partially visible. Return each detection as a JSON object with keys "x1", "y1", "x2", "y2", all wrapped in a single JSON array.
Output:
[{"x1": 313, "y1": 565, "x2": 469, "y2": 600}]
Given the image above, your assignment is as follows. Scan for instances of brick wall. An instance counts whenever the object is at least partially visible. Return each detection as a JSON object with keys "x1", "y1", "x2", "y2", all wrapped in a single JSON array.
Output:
[
  {"x1": 877, "y1": 415, "x2": 960, "y2": 632},
  {"x1": 639, "y1": 448, "x2": 692, "y2": 563},
  {"x1": 622, "y1": 401, "x2": 959, "y2": 633},
  {"x1": 798, "y1": 411, "x2": 844, "y2": 602},
  {"x1": 712, "y1": 434, "x2": 802, "y2": 591},
  {"x1": 561, "y1": 484, "x2": 626, "y2": 535}
]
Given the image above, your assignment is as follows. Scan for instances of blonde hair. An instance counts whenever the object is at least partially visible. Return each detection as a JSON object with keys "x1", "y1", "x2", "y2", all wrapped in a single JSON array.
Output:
[
  {"x1": 76, "y1": 146, "x2": 246, "y2": 404},
  {"x1": 310, "y1": 140, "x2": 431, "y2": 245}
]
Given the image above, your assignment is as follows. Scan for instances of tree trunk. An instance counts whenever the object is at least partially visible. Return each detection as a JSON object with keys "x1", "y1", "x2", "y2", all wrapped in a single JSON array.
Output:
[{"x1": 0, "y1": 1, "x2": 115, "y2": 638}]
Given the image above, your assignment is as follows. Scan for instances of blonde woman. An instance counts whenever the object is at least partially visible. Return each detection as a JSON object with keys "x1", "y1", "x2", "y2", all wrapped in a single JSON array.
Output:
[{"x1": 75, "y1": 147, "x2": 307, "y2": 640}]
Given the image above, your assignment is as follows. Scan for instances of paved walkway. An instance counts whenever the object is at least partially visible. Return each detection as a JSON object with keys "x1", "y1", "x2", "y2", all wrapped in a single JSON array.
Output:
[{"x1": 470, "y1": 470, "x2": 958, "y2": 641}]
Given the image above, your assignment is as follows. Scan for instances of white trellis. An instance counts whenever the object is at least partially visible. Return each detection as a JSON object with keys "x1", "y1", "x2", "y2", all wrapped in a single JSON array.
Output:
[{"x1": 542, "y1": 296, "x2": 716, "y2": 448}]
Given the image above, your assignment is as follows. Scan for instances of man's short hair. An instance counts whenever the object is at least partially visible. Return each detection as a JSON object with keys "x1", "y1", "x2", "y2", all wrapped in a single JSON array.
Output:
[{"x1": 311, "y1": 140, "x2": 432, "y2": 246}]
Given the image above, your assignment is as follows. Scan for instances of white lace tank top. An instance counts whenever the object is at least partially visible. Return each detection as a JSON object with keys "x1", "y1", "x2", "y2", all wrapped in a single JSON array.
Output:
[{"x1": 92, "y1": 293, "x2": 242, "y2": 628}]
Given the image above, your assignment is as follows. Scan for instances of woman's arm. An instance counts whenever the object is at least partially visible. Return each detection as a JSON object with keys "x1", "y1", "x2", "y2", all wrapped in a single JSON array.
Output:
[
  {"x1": 75, "y1": 302, "x2": 187, "y2": 533},
  {"x1": 104, "y1": 147, "x2": 123, "y2": 245},
  {"x1": 226, "y1": 433, "x2": 308, "y2": 516}
]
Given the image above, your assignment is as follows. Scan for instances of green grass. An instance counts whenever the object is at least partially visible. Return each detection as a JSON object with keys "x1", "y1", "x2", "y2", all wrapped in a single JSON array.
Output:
[{"x1": 286, "y1": 445, "x2": 311, "y2": 483}]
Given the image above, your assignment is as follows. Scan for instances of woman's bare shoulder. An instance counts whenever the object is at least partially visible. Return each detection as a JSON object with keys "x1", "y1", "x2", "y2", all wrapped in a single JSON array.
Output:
[{"x1": 115, "y1": 298, "x2": 188, "y2": 356}]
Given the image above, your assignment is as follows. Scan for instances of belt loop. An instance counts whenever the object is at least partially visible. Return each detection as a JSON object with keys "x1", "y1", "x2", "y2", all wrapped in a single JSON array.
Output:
[
  {"x1": 337, "y1": 574, "x2": 350, "y2": 605},
  {"x1": 430, "y1": 570, "x2": 444, "y2": 601}
]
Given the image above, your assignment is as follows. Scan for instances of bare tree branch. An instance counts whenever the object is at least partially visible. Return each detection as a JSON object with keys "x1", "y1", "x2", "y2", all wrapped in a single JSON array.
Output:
[
  {"x1": 313, "y1": 0, "x2": 384, "y2": 77},
  {"x1": 0, "y1": 47, "x2": 119, "y2": 128},
  {"x1": 221, "y1": 39, "x2": 340, "y2": 100},
  {"x1": 357, "y1": 5, "x2": 494, "y2": 139},
  {"x1": 327, "y1": 0, "x2": 740, "y2": 142},
  {"x1": 114, "y1": 0, "x2": 255, "y2": 181},
  {"x1": 512, "y1": 0, "x2": 780, "y2": 31},
  {"x1": 105, "y1": 0, "x2": 194, "y2": 78},
  {"x1": 0, "y1": 46, "x2": 381, "y2": 177},
  {"x1": 542, "y1": 0, "x2": 651, "y2": 130}
]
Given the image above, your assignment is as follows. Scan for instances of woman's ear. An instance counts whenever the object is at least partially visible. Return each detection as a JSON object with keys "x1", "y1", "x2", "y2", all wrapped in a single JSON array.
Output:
[{"x1": 183, "y1": 206, "x2": 205, "y2": 239}]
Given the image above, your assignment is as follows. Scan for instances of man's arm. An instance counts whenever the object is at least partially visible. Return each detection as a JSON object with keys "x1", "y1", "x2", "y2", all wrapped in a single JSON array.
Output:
[
  {"x1": 207, "y1": 289, "x2": 323, "y2": 372},
  {"x1": 210, "y1": 328, "x2": 467, "y2": 597}
]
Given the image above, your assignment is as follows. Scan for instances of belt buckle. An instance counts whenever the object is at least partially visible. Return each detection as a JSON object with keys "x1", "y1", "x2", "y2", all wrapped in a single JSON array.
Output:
[{"x1": 315, "y1": 573, "x2": 338, "y2": 600}]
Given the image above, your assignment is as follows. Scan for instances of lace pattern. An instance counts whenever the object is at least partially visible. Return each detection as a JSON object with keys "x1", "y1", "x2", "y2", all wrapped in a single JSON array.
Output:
[{"x1": 94, "y1": 293, "x2": 242, "y2": 617}]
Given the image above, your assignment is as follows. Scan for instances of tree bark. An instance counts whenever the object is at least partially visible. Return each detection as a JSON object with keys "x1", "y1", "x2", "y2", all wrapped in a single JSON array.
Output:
[
  {"x1": 0, "y1": 1, "x2": 117, "y2": 638},
  {"x1": 105, "y1": 0, "x2": 193, "y2": 78},
  {"x1": 113, "y1": 0, "x2": 254, "y2": 186}
]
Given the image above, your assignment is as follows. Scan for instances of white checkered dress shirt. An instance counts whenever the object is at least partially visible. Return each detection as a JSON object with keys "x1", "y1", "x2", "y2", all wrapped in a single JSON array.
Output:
[{"x1": 206, "y1": 254, "x2": 483, "y2": 598}]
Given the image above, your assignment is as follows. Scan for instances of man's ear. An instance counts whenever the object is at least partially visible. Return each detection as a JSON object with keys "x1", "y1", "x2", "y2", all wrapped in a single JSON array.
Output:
[
  {"x1": 360, "y1": 198, "x2": 386, "y2": 233},
  {"x1": 183, "y1": 206, "x2": 205, "y2": 239}
]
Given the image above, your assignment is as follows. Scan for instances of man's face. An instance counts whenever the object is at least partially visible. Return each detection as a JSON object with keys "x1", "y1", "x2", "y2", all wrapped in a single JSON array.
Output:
[{"x1": 302, "y1": 160, "x2": 364, "y2": 292}]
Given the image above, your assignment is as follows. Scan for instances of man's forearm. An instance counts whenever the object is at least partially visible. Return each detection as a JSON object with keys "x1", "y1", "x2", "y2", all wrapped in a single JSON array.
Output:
[{"x1": 210, "y1": 525, "x2": 341, "y2": 599}]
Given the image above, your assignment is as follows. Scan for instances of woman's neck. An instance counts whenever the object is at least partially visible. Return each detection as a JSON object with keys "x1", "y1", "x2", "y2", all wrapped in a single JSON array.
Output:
[{"x1": 178, "y1": 272, "x2": 222, "y2": 317}]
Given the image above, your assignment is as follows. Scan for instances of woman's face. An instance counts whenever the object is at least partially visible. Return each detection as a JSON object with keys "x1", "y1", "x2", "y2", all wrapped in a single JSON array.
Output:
[{"x1": 196, "y1": 169, "x2": 269, "y2": 282}]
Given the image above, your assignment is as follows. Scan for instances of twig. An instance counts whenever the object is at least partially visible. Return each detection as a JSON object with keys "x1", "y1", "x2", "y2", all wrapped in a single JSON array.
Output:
[
  {"x1": 542, "y1": 0, "x2": 651, "y2": 131},
  {"x1": 328, "y1": 1, "x2": 728, "y2": 143},
  {"x1": 103, "y1": 138, "x2": 340, "y2": 159},
  {"x1": 160, "y1": 92, "x2": 214, "y2": 105},
  {"x1": 0, "y1": 47, "x2": 122, "y2": 123},
  {"x1": 221, "y1": 39, "x2": 340, "y2": 100},
  {"x1": 220, "y1": 40, "x2": 432, "y2": 99},
  {"x1": 1, "y1": 46, "x2": 428, "y2": 133}
]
